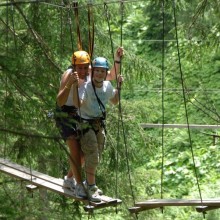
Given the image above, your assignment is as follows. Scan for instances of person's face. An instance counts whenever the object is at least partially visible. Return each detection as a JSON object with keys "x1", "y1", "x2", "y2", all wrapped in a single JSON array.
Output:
[
  {"x1": 75, "y1": 64, "x2": 89, "y2": 79},
  {"x1": 93, "y1": 67, "x2": 107, "y2": 84}
]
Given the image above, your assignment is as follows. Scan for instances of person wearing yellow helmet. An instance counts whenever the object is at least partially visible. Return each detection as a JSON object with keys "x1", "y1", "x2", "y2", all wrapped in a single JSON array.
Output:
[
  {"x1": 56, "y1": 50, "x2": 90, "y2": 199},
  {"x1": 55, "y1": 47, "x2": 123, "y2": 201},
  {"x1": 71, "y1": 56, "x2": 123, "y2": 202}
]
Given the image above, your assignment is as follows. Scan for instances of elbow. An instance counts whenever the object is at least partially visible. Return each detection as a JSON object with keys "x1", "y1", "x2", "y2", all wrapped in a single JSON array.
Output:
[
  {"x1": 73, "y1": 98, "x2": 82, "y2": 108},
  {"x1": 56, "y1": 100, "x2": 63, "y2": 107},
  {"x1": 56, "y1": 96, "x2": 64, "y2": 107}
]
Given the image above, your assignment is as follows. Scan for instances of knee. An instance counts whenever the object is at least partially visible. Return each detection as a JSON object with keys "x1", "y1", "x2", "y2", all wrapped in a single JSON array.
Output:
[
  {"x1": 81, "y1": 129, "x2": 99, "y2": 168},
  {"x1": 85, "y1": 151, "x2": 99, "y2": 169}
]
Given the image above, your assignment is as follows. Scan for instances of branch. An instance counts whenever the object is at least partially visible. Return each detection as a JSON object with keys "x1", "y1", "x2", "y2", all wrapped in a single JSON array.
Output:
[{"x1": 12, "y1": 0, "x2": 62, "y2": 73}]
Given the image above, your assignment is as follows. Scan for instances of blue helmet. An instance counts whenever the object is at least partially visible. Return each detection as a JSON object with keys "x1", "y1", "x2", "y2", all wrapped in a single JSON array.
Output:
[{"x1": 92, "y1": 57, "x2": 109, "y2": 70}]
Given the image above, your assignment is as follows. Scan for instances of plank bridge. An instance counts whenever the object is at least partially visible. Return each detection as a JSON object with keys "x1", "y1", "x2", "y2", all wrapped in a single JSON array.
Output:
[{"x1": 0, "y1": 158, "x2": 121, "y2": 212}]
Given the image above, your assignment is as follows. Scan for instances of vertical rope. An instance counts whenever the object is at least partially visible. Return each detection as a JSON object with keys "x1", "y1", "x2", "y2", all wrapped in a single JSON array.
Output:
[
  {"x1": 115, "y1": 0, "x2": 124, "y2": 212},
  {"x1": 4, "y1": 0, "x2": 10, "y2": 158},
  {"x1": 11, "y1": 4, "x2": 17, "y2": 51},
  {"x1": 60, "y1": 4, "x2": 64, "y2": 58},
  {"x1": 4, "y1": 74, "x2": 8, "y2": 159},
  {"x1": 172, "y1": 2, "x2": 204, "y2": 218},
  {"x1": 115, "y1": 1, "x2": 125, "y2": 213},
  {"x1": 87, "y1": 1, "x2": 94, "y2": 59},
  {"x1": 28, "y1": 149, "x2": 34, "y2": 198},
  {"x1": 104, "y1": 1, "x2": 136, "y2": 208},
  {"x1": 103, "y1": 4, "x2": 119, "y2": 202},
  {"x1": 160, "y1": 0, "x2": 165, "y2": 214},
  {"x1": 67, "y1": 5, "x2": 74, "y2": 52},
  {"x1": 73, "y1": 1, "x2": 82, "y2": 50},
  {"x1": 161, "y1": 0, "x2": 165, "y2": 205}
]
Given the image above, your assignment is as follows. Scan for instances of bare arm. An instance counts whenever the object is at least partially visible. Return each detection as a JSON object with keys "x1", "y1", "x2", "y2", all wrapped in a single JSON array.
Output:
[
  {"x1": 71, "y1": 72, "x2": 86, "y2": 108},
  {"x1": 72, "y1": 83, "x2": 80, "y2": 108},
  {"x1": 56, "y1": 70, "x2": 79, "y2": 107},
  {"x1": 110, "y1": 89, "x2": 120, "y2": 105},
  {"x1": 106, "y1": 47, "x2": 124, "y2": 81},
  {"x1": 109, "y1": 74, "x2": 123, "y2": 105}
]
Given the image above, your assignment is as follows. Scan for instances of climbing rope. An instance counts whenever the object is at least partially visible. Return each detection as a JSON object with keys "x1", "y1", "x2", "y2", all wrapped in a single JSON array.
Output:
[
  {"x1": 67, "y1": 5, "x2": 74, "y2": 52},
  {"x1": 172, "y1": 1, "x2": 204, "y2": 216},
  {"x1": 87, "y1": 2, "x2": 95, "y2": 58},
  {"x1": 104, "y1": 1, "x2": 136, "y2": 208},
  {"x1": 3, "y1": 0, "x2": 9, "y2": 159},
  {"x1": 116, "y1": 0, "x2": 124, "y2": 212},
  {"x1": 73, "y1": 1, "x2": 82, "y2": 50},
  {"x1": 160, "y1": 0, "x2": 165, "y2": 213}
]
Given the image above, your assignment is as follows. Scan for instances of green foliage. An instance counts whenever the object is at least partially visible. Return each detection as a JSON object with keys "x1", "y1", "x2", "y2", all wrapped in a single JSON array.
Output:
[{"x1": 0, "y1": 0, "x2": 220, "y2": 219}]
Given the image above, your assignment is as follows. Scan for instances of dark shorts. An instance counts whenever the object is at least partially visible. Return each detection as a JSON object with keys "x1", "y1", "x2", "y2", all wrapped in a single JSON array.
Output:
[{"x1": 55, "y1": 105, "x2": 80, "y2": 141}]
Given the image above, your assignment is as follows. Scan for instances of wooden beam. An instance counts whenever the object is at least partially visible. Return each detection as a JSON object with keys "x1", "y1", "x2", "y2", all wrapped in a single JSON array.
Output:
[
  {"x1": 135, "y1": 199, "x2": 220, "y2": 208},
  {"x1": 86, "y1": 198, "x2": 119, "y2": 210},
  {"x1": 196, "y1": 206, "x2": 220, "y2": 213},
  {"x1": 140, "y1": 123, "x2": 220, "y2": 129},
  {"x1": 90, "y1": 195, "x2": 121, "y2": 207},
  {"x1": 26, "y1": 184, "x2": 38, "y2": 191},
  {"x1": 129, "y1": 199, "x2": 220, "y2": 213}
]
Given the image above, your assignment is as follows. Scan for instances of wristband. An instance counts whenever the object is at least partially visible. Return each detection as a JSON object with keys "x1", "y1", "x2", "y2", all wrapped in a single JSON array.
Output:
[{"x1": 114, "y1": 60, "x2": 121, "y2": 64}]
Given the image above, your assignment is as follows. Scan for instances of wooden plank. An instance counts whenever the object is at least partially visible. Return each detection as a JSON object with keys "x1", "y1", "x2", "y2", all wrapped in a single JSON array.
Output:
[
  {"x1": 0, "y1": 158, "x2": 122, "y2": 210},
  {"x1": 98, "y1": 195, "x2": 122, "y2": 204},
  {"x1": 140, "y1": 123, "x2": 220, "y2": 129},
  {"x1": 89, "y1": 195, "x2": 121, "y2": 208},
  {"x1": 84, "y1": 195, "x2": 122, "y2": 212},
  {"x1": 84, "y1": 205, "x2": 95, "y2": 212},
  {"x1": 135, "y1": 199, "x2": 220, "y2": 208},
  {"x1": 89, "y1": 200, "x2": 116, "y2": 208},
  {"x1": 0, "y1": 163, "x2": 85, "y2": 202},
  {"x1": 84, "y1": 197, "x2": 121, "y2": 212},
  {"x1": 129, "y1": 199, "x2": 220, "y2": 214},
  {"x1": 0, "y1": 158, "x2": 64, "y2": 187},
  {"x1": 26, "y1": 184, "x2": 38, "y2": 191}
]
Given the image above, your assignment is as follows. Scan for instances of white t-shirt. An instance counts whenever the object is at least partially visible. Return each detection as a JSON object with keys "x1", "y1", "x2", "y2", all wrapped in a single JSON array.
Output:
[{"x1": 78, "y1": 81, "x2": 116, "y2": 119}]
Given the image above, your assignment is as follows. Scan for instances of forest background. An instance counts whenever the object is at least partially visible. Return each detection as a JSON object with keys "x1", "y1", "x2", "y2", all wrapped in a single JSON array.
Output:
[{"x1": 0, "y1": 0, "x2": 220, "y2": 219}]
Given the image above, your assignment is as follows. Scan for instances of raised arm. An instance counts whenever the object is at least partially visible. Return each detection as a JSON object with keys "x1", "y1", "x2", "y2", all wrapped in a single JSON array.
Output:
[
  {"x1": 56, "y1": 70, "x2": 75, "y2": 107},
  {"x1": 71, "y1": 72, "x2": 82, "y2": 108},
  {"x1": 110, "y1": 75, "x2": 123, "y2": 105},
  {"x1": 106, "y1": 47, "x2": 124, "y2": 81}
]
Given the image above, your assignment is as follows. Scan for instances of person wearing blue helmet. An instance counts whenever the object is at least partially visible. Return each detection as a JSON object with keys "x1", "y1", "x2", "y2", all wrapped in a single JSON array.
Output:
[{"x1": 72, "y1": 56, "x2": 123, "y2": 202}]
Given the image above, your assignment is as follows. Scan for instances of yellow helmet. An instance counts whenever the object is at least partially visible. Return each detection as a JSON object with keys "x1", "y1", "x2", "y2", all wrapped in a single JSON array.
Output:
[{"x1": 72, "y1": 51, "x2": 90, "y2": 65}]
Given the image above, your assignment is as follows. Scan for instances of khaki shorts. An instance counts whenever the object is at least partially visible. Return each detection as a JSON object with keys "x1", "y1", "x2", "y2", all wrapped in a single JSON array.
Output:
[{"x1": 80, "y1": 127, "x2": 105, "y2": 169}]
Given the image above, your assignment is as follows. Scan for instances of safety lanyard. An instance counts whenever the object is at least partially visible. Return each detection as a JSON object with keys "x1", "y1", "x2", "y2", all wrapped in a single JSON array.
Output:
[{"x1": 91, "y1": 81, "x2": 106, "y2": 120}]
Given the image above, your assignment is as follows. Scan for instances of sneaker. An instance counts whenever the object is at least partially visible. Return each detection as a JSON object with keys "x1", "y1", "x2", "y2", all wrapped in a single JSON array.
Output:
[
  {"x1": 83, "y1": 181, "x2": 103, "y2": 195},
  {"x1": 87, "y1": 185, "x2": 102, "y2": 202},
  {"x1": 75, "y1": 183, "x2": 87, "y2": 199},
  {"x1": 63, "y1": 176, "x2": 76, "y2": 191}
]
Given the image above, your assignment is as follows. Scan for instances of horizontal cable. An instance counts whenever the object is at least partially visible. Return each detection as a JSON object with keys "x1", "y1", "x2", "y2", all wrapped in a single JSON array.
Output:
[
  {"x1": 140, "y1": 123, "x2": 220, "y2": 129},
  {"x1": 0, "y1": 0, "x2": 145, "y2": 8}
]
